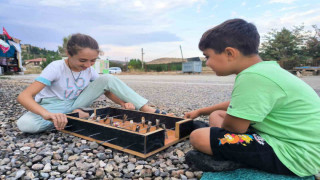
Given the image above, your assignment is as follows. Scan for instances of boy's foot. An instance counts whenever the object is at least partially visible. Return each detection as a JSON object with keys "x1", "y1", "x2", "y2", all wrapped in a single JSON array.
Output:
[
  {"x1": 185, "y1": 150, "x2": 245, "y2": 172},
  {"x1": 193, "y1": 120, "x2": 209, "y2": 130},
  {"x1": 72, "y1": 109, "x2": 90, "y2": 118}
]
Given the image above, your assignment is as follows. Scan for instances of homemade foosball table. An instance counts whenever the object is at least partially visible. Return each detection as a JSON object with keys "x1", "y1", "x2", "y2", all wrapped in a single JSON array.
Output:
[{"x1": 61, "y1": 107, "x2": 194, "y2": 158}]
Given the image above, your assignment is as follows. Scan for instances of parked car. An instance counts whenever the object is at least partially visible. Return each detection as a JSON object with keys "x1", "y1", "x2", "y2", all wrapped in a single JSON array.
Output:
[{"x1": 109, "y1": 67, "x2": 122, "y2": 74}]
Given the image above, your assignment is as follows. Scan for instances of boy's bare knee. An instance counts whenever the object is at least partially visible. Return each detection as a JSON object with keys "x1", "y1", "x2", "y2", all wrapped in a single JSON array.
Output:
[
  {"x1": 190, "y1": 128, "x2": 212, "y2": 155},
  {"x1": 190, "y1": 130, "x2": 199, "y2": 147},
  {"x1": 190, "y1": 129, "x2": 208, "y2": 148}
]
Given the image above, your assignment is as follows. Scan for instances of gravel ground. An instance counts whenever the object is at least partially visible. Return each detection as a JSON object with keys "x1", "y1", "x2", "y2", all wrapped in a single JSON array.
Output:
[{"x1": 0, "y1": 74, "x2": 319, "y2": 180}]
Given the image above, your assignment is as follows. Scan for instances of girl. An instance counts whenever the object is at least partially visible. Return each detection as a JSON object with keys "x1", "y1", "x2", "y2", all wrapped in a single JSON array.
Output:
[{"x1": 17, "y1": 33, "x2": 167, "y2": 133}]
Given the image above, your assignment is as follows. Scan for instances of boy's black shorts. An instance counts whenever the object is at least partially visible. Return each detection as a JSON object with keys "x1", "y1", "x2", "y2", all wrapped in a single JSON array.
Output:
[{"x1": 210, "y1": 127, "x2": 295, "y2": 176}]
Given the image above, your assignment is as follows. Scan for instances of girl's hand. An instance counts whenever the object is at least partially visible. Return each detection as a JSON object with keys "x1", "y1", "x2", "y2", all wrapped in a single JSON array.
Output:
[
  {"x1": 184, "y1": 110, "x2": 200, "y2": 119},
  {"x1": 123, "y1": 102, "x2": 135, "y2": 110},
  {"x1": 42, "y1": 112, "x2": 68, "y2": 130}
]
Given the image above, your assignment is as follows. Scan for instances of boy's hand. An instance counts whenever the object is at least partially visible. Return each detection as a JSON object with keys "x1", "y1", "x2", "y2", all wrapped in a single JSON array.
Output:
[
  {"x1": 123, "y1": 102, "x2": 135, "y2": 110},
  {"x1": 42, "y1": 112, "x2": 68, "y2": 130},
  {"x1": 184, "y1": 110, "x2": 200, "y2": 119}
]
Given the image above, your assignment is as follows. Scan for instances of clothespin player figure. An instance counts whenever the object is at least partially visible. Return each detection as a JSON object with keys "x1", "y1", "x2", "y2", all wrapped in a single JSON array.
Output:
[
  {"x1": 156, "y1": 119, "x2": 160, "y2": 129},
  {"x1": 161, "y1": 124, "x2": 168, "y2": 139},
  {"x1": 141, "y1": 117, "x2": 146, "y2": 127},
  {"x1": 146, "y1": 121, "x2": 152, "y2": 133}
]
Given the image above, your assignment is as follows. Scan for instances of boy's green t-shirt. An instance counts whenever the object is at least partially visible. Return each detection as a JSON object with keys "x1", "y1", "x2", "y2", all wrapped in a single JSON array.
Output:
[{"x1": 227, "y1": 61, "x2": 320, "y2": 177}]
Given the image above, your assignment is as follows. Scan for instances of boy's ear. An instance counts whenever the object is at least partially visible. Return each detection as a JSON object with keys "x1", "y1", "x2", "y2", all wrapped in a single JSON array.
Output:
[{"x1": 225, "y1": 47, "x2": 238, "y2": 60}]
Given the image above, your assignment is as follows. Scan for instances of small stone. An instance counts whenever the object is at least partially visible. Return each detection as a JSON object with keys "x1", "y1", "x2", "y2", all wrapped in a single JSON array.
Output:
[
  {"x1": 105, "y1": 149, "x2": 112, "y2": 154},
  {"x1": 134, "y1": 164, "x2": 143, "y2": 170},
  {"x1": 20, "y1": 146, "x2": 31, "y2": 151},
  {"x1": 154, "y1": 169, "x2": 161, "y2": 176},
  {"x1": 26, "y1": 171, "x2": 35, "y2": 179},
  {"x1": 26, "y1": 162, "x2": 32, "y2": 167},
  {"x1": 0, "y1": 158, "x2": 10, "y2": 165},
  {"x1": 96, "y1": 153, "x2": 107, "y2": 160},
  {"x1": 104, "y1": 163, "x2": 113, "y2": 172},
  {"x1": 40, "y1": 172, "x2": 49, "y2": 178},
  {"x1": 42, "y1": 156, "x2": 52, "y2": 164},
  {"x1": 53, "y1": 153, "x2": 61, "y2": 160},
  {"x1": 160, "y1": 172, "x2": 169, "y2": 177},
  {"x1": 193, "y1": 171, "x2": 203, "y2": 179},
  {"x1": 58, "y1": 165, "x2": 69, "y2": 172},
  {"x1": 35, "y1": 141, "x2": 44, "y2": 147},
  {"x1": 180, "y1": 174, "x2": 188, "y2": 180},
  {"x1": 42, "y1": 163, "x2": 52, "y2": 172},
  {"x1": 89, "y1": 142, "x2": 99, "y2": 149},
  {"x1": 185, "y1": 171, "x2": 194, "y2": 178},
  {"x1": 111, "y1": 171, "x2": 122, "y2": 177},
  {"x1": 127, "y1": 163, "x2": 135, "y2": 172},
  {"x1": 67, "y1": 174, "x2": 76, "y2": 179},
  {"x1": 95, "y1": 168, "x2": 104, "y2": 178},
  {"x1": 50, "y1": 171, "x2": 60, "y2": 176},
  {"x1": 68, "y1": 155, "x2": 79, "y2": 161},
  {"x1": 15, "y1": 169, "x2": 25, "y2": 179},
  {"x1": 32, "y1": 164, "x2": 44, "y2": 170},
  {"x1": 136, "y1": 160, "x2": 147, "y2": 165},
  {"x1": 99, "y1": 160, "x2": 106, "y2": 168},
  {"x1": 176, "y1": 149, "x2": 185, "y2": 157},
  {"x1": 114, "y1": 155, "x2": 123, "y2": 163},
  {"x1": 32, "y1": 155, "x2": 43, "y2": 163}
]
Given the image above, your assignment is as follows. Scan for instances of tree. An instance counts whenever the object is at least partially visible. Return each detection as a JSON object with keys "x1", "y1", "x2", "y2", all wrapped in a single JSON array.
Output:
[
  {"x1": 260, "y1": 26, "x2": 307, "y2": 61},
  {"x1": 305, "y1": 25, "x2": 320, "y2": 61},
  {"x1": 58, "y1": 35, "x2": 71, "y2": 57},
  {"x1": 128, "y1": 59, "x2": 144, "y2": 70},
  {"x1": 109, "y1": 61, "x2": 124, "y2": 70}
]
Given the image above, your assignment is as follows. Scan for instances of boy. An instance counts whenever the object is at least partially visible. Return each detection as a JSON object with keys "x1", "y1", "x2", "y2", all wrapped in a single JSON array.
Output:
[{"x1": 184, "y1": 19, "x2": 320, "y2": 177}]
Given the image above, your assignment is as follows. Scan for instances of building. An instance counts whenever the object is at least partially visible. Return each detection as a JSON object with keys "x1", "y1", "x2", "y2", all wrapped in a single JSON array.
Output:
[{"x1": 24, "y1": 58, "x2": 47, "y2": 66}]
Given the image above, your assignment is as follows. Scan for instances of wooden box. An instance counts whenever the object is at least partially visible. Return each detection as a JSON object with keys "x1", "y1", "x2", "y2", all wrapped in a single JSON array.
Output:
[{"x1": 62, "y1": 107, "x2": 193, "y2": 158}]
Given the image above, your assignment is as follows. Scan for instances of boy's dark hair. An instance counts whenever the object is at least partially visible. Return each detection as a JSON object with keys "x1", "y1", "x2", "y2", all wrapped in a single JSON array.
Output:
[
  {"x1": 67, "y1": 33, "x2": 100, "y2": 56},
  {"x1": 199, "y1": 19, "x2": 260, "y2": 56}
]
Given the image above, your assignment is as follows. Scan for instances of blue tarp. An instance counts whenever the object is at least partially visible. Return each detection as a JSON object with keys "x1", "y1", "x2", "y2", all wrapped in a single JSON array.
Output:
[{"x1": 0, "y1": 39, "x2": 15, "y2": 57}]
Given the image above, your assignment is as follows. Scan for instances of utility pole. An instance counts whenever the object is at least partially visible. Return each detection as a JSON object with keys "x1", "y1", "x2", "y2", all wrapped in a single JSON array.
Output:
[
  {"x1": 141, "y1": 48, "x2": 144, "y2": 69},
  {"x1": 125, "y1": 57, "x2": 128, "y2": 72},
  {"x1": 180, "y1": 45, "x2": 184, "y2": 61}
]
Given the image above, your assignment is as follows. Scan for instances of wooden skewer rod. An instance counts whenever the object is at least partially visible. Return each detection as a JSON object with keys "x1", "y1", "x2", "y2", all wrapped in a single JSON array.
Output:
[
  {"x1": 71, "y1": 129, "x2": 85, "y2": 133},
  {"x1": 99, "y1": 137, "x2": 118, "y2": 145},
  {"x1": 88, "y1": 132, "x2": 101, "y2": 137}
]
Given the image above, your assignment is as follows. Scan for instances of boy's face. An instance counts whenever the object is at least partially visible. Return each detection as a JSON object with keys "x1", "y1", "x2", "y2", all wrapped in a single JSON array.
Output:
[{"x1": 203, "y1": 48, "x2": 232, "y2": 76}]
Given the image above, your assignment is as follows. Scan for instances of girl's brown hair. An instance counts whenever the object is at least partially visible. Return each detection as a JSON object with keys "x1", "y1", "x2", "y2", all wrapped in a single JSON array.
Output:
[{"x1": 67, "y1": 33, "x2": 100, "y2": 56}]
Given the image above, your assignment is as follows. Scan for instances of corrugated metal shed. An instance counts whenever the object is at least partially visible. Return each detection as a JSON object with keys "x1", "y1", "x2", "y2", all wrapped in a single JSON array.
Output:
[{"x1": 182, "y1": 57, "x2": 202, "y2": 73}]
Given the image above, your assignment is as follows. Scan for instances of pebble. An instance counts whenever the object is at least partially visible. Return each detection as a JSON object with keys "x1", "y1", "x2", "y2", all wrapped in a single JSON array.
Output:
[
  {"x1": 104, "y1": 163, "x2": 113, "y2": 172},
  {"x1": 42, "y1": 163, "x2": 52, "y2": 172},
  {"x1": 58, "y1": 165, "x2": 69, "y2": 172},
  {"x1": 2, "y1": 77, "x2": 319, "y2": 179},
  {"x1": 185, "y1": 171, "x2": 194, "y2": 178},
  {"x1": 15, "y1": 169, "x2": 25, "y2": 179},
  {"x1": 32, "y1": 164, "x2": 44, "y2": 170}
]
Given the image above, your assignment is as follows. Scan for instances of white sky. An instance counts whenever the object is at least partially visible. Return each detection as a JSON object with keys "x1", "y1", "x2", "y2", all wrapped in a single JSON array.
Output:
[{"x1": 1, "y1": 0, "x2": 319, "y2": 61}]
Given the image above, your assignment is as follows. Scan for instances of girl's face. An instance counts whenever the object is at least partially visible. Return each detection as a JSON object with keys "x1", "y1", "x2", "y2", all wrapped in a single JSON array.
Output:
[{"x1": 68, "y1": 48, "x2": 99, "y2": 72}]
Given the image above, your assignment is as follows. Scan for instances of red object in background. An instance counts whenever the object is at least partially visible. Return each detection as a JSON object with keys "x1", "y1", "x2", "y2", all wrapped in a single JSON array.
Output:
[
  {"x1": 0, "y1": 45, "x2": 9, "y2": 53},
  {"x1": 3, "y1": 27, "x2": 12, "y2": 40},
  {"x1": 13, "y1": 67, "x2": 18, "y2": 72}
]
